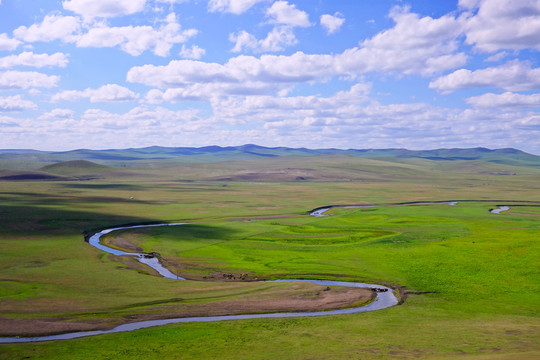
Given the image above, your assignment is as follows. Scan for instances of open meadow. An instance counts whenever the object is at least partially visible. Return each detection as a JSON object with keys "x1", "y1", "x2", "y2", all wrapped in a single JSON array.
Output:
[{"x1": 1, "y1": 153, "x2": 539, "y2": 359}]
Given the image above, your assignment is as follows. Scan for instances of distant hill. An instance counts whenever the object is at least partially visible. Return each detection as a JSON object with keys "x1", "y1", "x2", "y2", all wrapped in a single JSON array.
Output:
[
  {"x1": 40, "y1": 160, "x2": 110, "y2": 175},
  {"x1": 1, "y1": 145, "x2": 539, "y2": 168}
]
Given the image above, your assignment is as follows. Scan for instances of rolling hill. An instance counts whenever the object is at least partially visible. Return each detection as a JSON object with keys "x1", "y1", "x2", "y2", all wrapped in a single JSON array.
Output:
[{"x1": 1, "y1": 145, "x2": 539, "y2": 168}]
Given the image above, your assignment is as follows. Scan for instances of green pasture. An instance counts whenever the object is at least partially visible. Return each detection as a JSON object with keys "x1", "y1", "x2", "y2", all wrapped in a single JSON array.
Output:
[
  {"x1": 108, "y1": 203, "x2": 540, "y2": 316},
  {"x1": 0, "y1": 156, "x2": 539, "y2": 359}
]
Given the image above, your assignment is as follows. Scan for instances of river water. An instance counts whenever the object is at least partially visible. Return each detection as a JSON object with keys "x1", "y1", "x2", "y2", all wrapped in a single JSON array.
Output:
[{"x1": 490, "y1": 205, "x2": 510, "y2": 214}]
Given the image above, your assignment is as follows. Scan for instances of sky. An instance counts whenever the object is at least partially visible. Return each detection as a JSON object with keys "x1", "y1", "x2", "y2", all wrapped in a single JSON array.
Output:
[{"x1": 0, "y1": 0, "x2": 539, "y2": 154}]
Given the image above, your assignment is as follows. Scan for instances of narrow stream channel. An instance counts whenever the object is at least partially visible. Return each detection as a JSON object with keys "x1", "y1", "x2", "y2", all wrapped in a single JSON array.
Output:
[{"x1": 490, "y1": 205, "x2": 510, "y2": 214}]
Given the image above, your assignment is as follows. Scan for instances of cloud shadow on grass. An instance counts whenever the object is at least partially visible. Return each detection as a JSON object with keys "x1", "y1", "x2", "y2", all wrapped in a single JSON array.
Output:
[{"x1": 0, "y1": 204, "x2": 160, "y2": 237}]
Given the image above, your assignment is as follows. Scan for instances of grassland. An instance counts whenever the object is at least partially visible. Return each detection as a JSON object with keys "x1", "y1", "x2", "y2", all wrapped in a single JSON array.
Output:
[{"x1": 0, "y1": 155, "x2": 539, "y2": 359}]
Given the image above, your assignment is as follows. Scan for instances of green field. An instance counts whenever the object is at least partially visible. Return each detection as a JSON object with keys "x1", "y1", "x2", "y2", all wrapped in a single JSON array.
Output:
[{"x1": 0, "y1": 154, "x2": 539, "y2": 359}]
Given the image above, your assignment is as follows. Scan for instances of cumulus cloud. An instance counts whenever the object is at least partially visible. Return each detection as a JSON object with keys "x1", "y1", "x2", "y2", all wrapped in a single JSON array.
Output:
[
  {"x1": 52, "y1": 84, "x2": 139, "y2": 102},
  {"x1": 62, "y1": 0, "x2": 146, "y2": 18},
  {"x1": 0, "y1": 52, "x2": 69, "y2": 68},
  {"x1": 208, "y1": 0, "x2": 267, "y2": 14},
  {"x1": 0, "y1": 71, "x2": 59, "y2": 90},
  {"x1": 179, "y1": 44, "x2": 206, "y2": 59},
  {"x1": 228, "y1": 1, "x2": 309, "y2": 53},
  {"x1": 227, "y1": 5, "x2": 468, "y2": 76},
  {"x1": 0, "y1": 33, "x2": 21, "y2": 51},
  {"x1": 1, "y1": 105, "x2": 210, "y2": 150},
  {"x1": 75, "y1": 106, "x2": 205, "y2": 138},
  {"x1": 320, "y1": 12, "x2": 345, "y2": 34},
  {"x1": 75, "y1": 13, "x2": 197, "y2": 56},
  {"x1": 345, "y1": 6, "x2": 466, "y2": 75},
  {"x1": 430, "y1": 60, "x2": 540, "y2": 92},
  {"x1": 266, "y1": 1, "x2": 311, "y2": 27},
  {"x1": 139, "y1": 81, "x2": 540, "y2": 152},
  {"x1": 461, "y1": 0, "x2": 540, "y2": 52},
  {"x1": 127, "y1": 52, "x2": 338, "y2": 97},
  {"x1": 0, "y1": 95, "x2": 37, "y2": 112},
  {"x1": 230, "y1": 26, "x2": 297, "y2": 52},
  {"x1": 129, "y1": 9, "x2": 467, "y2": 98},
  {"x1": 38, "y1": 108, "x2": 75, "y2": 120},
  {"x1": 144, "y1": 80, "x2": 281, "y2": 103},
  {"x1": 202, "y1": 86, "x2": 477, "y2": 150},
  {"x1": 229, "y1": 31, "x2": 257, "y2": 52},
  {"x1": 466, "y1": 92, "x2": 540, "y2": 109},
  {"x1": 209, "y1": 83, "x2": 372, "y2": 124},
  {"x1": 13, "y1": 14, "x2": 81, "y2": 43},
  {"x1": 485, "y1": 51, "x2": 508, "y2": 62},
  {"x1": 13, "y1": 12, "x2": 195, "y2": 57}
]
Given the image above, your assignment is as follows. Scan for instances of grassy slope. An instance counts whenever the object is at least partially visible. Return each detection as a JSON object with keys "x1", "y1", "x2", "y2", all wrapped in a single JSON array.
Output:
[
  {"x1": 0, "y1": 156, "x2": 539, "y2": 359},
  {"x1": 39, "y1": 160, "x2": 111, "y2": 175}
]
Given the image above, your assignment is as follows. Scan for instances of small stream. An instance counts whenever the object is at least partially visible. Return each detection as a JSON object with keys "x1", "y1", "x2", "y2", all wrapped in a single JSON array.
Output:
[
  {"x1": 88, "y1": 223, "x2": 188, "y2": 280},
  {"x1": 490, "y1": 205, "x2": 510, "y2": 214}
]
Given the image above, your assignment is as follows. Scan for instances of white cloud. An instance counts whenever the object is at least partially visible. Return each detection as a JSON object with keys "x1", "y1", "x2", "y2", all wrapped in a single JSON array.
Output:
[
  {"x1": 258, "y1": 26, "x2": 297, "y2": 51},
  {"x1": 344, "y1": 6, "x2": 466, "y2": 76},
  {"x1": 128, "y1": 52, "x2": 338, "y2": 96},
  {"x1": 75, "y1": 106, "x2": 205, "y2": 137},
  {"x1": 13, "y1": 14, "x2": 80, "y2": 43},
  {"x1": 1, "y1": 105, "x2": 210, "y2": 150},
  {"x1": 466, "y1": 92, "x2": 540, "y2": 109},
  {"x1": 227, "y1": 5, "x2": 467, "y2": 75},
  {"x1": 0, "y1": 33, "x2": 21, "y2": 51},
  {"x1": 179, "y1": 44, "x2": 206, "y2": 59},
  {"x1": 320, "y1": 12, "x2": 345, "y2": 34},
  {"x1": 52, "y1": 84, "x2": 139, "y2": 102},
  {"x1": 485, "y1": 51, "x2": 507, "y2": 62},
  {"x1": 208, "y1": 0, "x2": 267, "y2": 15},
  {"x1": 0, "y1": 71, "x2": 59, "y2": 90},
  {"x1": 0, "y1": 95, "x2": 37, "y2": 112},
  {"x1": 0, "y1": 52, "x2": 69, "y2": 68},
  {"x1": 130, "y1": 9, "x2": 467, "y2": 98},
  {"x1": 75, "y1": 13, "x2": 197, "y2": 56},
  {"x1": 230, "y1": 26, "x2": 297, "y2": 52},
  {"x1": 461, "y1": 0, "x2": 540, "y2": 52},
  {"x1": 267, "y1": 1, "x2": 311, "y2": 28},
  {"x1": 229, "y1": 31, "x2": 257, "y2": 52},
  {"x1": 62, "y1": 0, "x2": 146, "y2": 18},
  {"x1": 38, "y1": 108, "x2": 75, "y2": 120},
  {"x1": 144, "y1": 79, "x2": 280, "y2": 103},
  {"x1": 210, "y1": 83, "x2": 372, "y2": 124},
  {"x1": 430, "y1": 60, "x2": 540, "y2": 93},
  {"x1": 201, "y1": 86, "x2": 475, "y2": 150}
]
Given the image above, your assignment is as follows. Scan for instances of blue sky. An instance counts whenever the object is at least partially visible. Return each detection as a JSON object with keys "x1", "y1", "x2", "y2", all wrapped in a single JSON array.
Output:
[{"x1": 0, "y1": 0, "x2": 539, "y2": 154}]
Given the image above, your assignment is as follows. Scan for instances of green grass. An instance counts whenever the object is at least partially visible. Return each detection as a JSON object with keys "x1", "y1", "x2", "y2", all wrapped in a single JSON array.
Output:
[
  {"x1": 0, "y1": 156, "x2": 539, "y2": 359},
  {"x1": 116, "y1": 204, "x2": 539, "y2": 315}
]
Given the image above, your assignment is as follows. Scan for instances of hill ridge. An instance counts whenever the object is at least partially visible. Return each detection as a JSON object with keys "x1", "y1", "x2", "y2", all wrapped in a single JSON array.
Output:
[{"x1": 1, "y1": 145, "x2": 539, "y2": 167}]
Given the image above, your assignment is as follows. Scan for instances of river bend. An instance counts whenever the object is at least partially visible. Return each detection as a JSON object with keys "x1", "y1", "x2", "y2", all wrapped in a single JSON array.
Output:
[{"x1": 1, "y1": 200, "x2": 514, "y2": 343}]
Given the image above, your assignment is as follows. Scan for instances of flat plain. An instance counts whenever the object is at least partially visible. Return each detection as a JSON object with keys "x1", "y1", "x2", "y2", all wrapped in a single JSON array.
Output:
[{"x1": 0, "y1": 150, "x2": 539, "y2": 359}]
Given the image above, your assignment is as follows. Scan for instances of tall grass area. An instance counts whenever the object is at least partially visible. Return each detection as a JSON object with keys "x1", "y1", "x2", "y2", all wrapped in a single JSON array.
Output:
[{"x1": 0, "y1": 156, "x2": 539, "y2": 359}]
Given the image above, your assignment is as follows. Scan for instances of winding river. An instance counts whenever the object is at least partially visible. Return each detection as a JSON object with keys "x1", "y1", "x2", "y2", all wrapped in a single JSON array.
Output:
[{"x1": 0, "y1": 201, "x2": 515, "y2": 343}]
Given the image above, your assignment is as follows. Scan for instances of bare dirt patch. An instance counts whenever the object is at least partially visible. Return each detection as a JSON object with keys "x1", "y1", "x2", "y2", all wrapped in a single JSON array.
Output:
[
  {"x1": 110, "y1": 255, "x2": 161, "y2": 276},
  {"x1": 0, "y1": 285, "x2": 375, "y2": 337},
  {"x1": 105, "y1": 234, "x2": 143, "y2": 252},
  {"x1": 0, "y1": 317, "x2": 110, "y2": 337}
]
